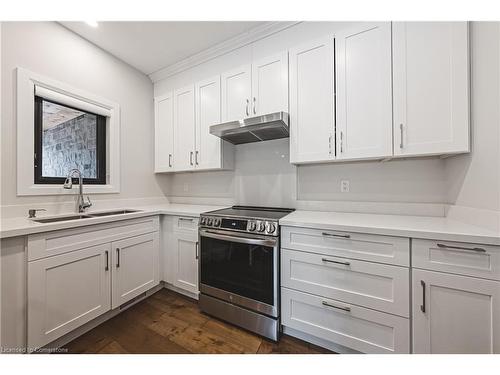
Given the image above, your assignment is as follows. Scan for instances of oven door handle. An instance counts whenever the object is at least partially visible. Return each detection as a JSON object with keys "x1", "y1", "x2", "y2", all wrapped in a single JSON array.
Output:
[{"x1": 199, "y1": 229, "x2": 277, "y2": 247}]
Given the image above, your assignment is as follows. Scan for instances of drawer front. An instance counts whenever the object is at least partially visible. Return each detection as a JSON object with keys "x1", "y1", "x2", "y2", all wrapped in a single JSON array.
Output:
[
  {"x1": 281, "y1": 249, "x2": 409, "y2": 317},
  {"x1": 28, "y1": 216, "x2": 160, "y2": 261},
  {"x1": 412, "y1": 239, "x2": 500, "y2": 280},
  {"x1": 173, "y1": 216, "x2": 199, "y2": 232},
  {"x1": 281, "y1": 226, "x2": 409, "y2": 266},
  {"x1": 281, "y1": 288, "x2": 410, "y2": 354}
]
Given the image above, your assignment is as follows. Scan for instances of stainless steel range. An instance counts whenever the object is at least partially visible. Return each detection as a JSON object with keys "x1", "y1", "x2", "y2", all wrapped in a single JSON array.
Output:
[{"x1": 198, "y1": 206, "x2": 294, "y2": 341}]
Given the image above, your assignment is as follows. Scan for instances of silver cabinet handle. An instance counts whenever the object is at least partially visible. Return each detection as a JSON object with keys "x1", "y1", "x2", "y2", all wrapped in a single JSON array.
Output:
[
  {"x1": 190, "y1": 151, "x2": 193, "y2": 166},
  {"x1": 322, "y1": 258, "x2": 351, "y2": 266},
  {"x1": 437, "y1": 243, "x2": 486, "y2": 253},
  {"x1": 195, "y1": 241, "x2": 199, "y2": 260},
  {"x1": 195, "y1": 150, "x2": 199, "y2": 165},
  {"x1": 399, "y1": 123, "x2": 404, "y2": 149},
  {"x1": 105, "y1": 250, "x2": 109, "y2": 271},
  {"x1": 420, "y1": 280, "x2": 426, "y2": 313},
  {"x1": 179, "y1": 217, "x2": 194, "y2": 222},
  {"x1": 322, "y1": 301, "x2": 351, "y2": 312},
  {"x1": 245, "y1": 99, "x2": 249, "y2": 116},
  {"x1": 340, "y1": 131, "x2": 344, "y2": 153},
  {"x1": 328, "y1": 135, "x2": 332, "y2": 155},
  {"x1": 168, "y1": 153, "x2": 172, "y2": 168},
  {"x1": 253, "y1": 97, "x2": 257, "y2": 115},
  {"x1": 322, "y1": 232, "x2": 350, "y2": 239},
  {"x1": 116, "y1": 248, "x2": 120, "y2": 268}
]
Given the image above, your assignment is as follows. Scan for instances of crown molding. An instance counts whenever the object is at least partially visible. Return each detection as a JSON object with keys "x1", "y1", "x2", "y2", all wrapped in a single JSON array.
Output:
[{"x1": 148, "y1": 21, "x2": 301, "y2": 83}]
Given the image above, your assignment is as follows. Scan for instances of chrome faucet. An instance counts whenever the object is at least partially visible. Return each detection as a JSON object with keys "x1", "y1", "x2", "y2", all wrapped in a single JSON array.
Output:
[{"x1": 63, "y1": 168, "x2": 92, "y2": 213}]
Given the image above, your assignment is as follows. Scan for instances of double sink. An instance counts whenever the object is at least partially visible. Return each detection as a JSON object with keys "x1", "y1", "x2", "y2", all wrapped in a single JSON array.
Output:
[{"x1": 32, "y1": 209, "x2": 141, "y2": 223}]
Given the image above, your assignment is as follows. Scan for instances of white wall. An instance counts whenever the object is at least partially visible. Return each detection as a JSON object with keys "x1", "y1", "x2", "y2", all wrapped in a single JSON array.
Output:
[
  {"x1": 156, "y1": 21, "x2": 449, "y2": 216},
  {"x1": 444, "y1": 22, "x2": 500, "y2": 231},
  {"x1": 1, "y1": 22, "x2": 168, "y2": 215}
]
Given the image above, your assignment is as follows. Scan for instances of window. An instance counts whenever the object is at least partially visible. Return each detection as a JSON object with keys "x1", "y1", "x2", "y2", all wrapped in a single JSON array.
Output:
[{"x1": 34, "y1": 96, "x2": 106, "y2": 185}]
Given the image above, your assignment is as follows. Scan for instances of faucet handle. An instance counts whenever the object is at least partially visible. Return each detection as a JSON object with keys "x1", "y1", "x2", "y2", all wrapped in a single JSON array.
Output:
[
  {"x1": 83, "y1": 196, "x2": 92, "y2": 209},
  {"x1": 28, "y1": 208, "x2": 46, "y2": 218}
]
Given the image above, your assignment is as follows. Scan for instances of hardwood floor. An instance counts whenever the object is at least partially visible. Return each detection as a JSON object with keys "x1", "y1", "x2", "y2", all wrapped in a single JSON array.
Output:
[{"x1": 62, "y1": 289, "x2": 332, "y2": 354}]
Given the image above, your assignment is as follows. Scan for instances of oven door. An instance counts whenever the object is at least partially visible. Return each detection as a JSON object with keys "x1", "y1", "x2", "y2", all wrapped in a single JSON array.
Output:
[{"x1": 199, "y1": 228, "x2": 279, "y2": 317}]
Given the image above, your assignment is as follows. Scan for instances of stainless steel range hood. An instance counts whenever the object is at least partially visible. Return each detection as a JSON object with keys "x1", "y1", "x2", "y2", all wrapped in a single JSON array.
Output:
[{"x1": 209, "y1": 111, "x2": 289, "y2": 145}]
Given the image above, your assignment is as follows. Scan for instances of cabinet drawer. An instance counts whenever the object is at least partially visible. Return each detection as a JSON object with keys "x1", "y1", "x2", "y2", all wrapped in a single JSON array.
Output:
[
  {"x1": 281, "y1": 226, "x2": 409, "y2": 266},
  {"x1": 281, "y1": 288, "x2": 410, "y2": 354},
  {"x1": 28, "y1": 216, "x2": 160, "y2": 261},
  {"x1": 173, "y1": 216, "x2": 199, "y2": 232},
  {"x1": 412, "y1": 239, "x2": 500, "y2": 280},
  {"x1": 281, "y1": 249, "x2": 409, "y2": 317}
]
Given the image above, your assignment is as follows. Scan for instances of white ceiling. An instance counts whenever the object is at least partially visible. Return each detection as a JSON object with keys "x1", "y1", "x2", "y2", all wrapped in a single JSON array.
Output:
[{"x1": 60, "y1": 21, "x2": 267, "y2": 75}]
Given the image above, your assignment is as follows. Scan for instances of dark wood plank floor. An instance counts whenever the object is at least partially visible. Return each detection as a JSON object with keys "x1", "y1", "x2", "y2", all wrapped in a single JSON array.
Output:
[{"x1": 62, "y1": 289, "x2": 332, "y2": 354}]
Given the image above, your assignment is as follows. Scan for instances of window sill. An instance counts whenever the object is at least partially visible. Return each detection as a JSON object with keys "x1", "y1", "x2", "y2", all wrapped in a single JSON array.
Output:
[{"x1": 17, "y1": 184, "x2": 120, "y2": 196}]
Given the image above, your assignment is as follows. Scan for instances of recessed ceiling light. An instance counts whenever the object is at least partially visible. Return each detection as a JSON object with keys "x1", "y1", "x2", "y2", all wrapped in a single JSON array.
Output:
[{"x1": 85, "y1": 21, "x2": 98, "y2": 28}]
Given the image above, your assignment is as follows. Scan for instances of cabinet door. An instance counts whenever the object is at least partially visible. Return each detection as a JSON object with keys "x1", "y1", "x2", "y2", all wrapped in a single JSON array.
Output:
[
  {"x1": 154, "y1": 92, "x2": 174, "y2": 172},
  {"x1": 412, "y1": 269, "x2": 500, "y2": 353},
  {"x1": 172, "y1": 230, "x2": 199, "y2": 294},
  {"x1": 28, "y1": 244, "x2": 111, "y2": 348},
  {"x1": 221, "y1": 64, "x2": 252, "y2": 122},
  {"x1": 336, "y1": 23, "x2": 392, "y2": 160},
  {"x1": 112, "y1": 233, "x2": 160, "y2": 309},
  {"x1": 195, "y1": 75, "x2": 222, "y2": 170},
  {"x1": 174, "y1": 85, "x2": 196, "y2": 171},
  {"x1": 289, "y1": 37, "x2": 335, "y2": 163},
  {"x1": 251, "y1": 52, "x2": 288, "y2": 115},
  {"x1": 393, "y1": 22, "x2": 470, "y2": 156}
]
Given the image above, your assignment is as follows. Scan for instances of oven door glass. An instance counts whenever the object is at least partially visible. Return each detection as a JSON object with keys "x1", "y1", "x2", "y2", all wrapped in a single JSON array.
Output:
[{"x1": 200, "y1": 231, "x2": 275, "y2": 306}]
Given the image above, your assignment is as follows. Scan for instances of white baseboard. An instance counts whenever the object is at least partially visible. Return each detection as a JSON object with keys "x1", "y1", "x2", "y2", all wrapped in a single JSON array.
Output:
[
  {"x1": 162, "y1": 282, "x2": 199, "y2": 300},
  {"x1": 282, "y1": 326, "x2": 360, "y2": 354}
]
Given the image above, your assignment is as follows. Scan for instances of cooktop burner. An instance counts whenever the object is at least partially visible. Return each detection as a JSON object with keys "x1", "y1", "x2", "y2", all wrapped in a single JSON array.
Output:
[{"x1": 206, "y1": 205, "x2": 295, "y2": 220}]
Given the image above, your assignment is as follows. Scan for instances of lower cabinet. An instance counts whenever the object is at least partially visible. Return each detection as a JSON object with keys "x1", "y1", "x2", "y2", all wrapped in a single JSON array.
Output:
[
  {"x1": 27, "y1": 244, "x2": 112, "y2": 348},
  {"x1": 27, "y1": 216, "x2": 160, "y2": 349},
  {"x1": 171, "y1": 229, "x2": 199, "y2": 295},
  {"x1": 412, "y1": 269, "x2": 500, "y2": 353},
  {"x1": 111, "y1": 232, "x2": 160, "y2": 309},
  {"x1": 281, "y1": 288, "x2": 410, "y2": 354}
]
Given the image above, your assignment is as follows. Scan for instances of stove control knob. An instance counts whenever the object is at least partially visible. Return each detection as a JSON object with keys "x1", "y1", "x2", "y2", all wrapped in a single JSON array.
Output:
[
  {"x1": 248, "y1": 222, "x2": 257, "y2": 231},
  {"x1": 258, "y1": 223, "x2": 266, "y2": 232},
  {"x1": 200, "y1": 217, "x2": 206, "y2": 225},
  {"x1": 267, "y1": 223, "x2": 276, "y2": 234},
  {"x1": 213, "y1": 218, "x2": 220, "y2": 227},
  {"x1": 207, "y1": 218, "x2": 213, "y2": 226}
]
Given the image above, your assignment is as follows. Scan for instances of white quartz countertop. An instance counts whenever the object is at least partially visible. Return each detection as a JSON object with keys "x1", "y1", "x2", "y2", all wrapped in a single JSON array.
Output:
[
  {"x1": 279, "y1": 210, "x2": 500, "y2": 246},
  {"x1": 0, "y1": 203, "x2": 226, "y2": 239}
]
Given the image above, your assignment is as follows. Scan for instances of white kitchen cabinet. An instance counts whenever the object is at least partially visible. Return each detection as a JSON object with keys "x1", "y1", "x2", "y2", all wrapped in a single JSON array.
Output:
[
  {"x1": 111, "y1": 232, "x2": 160, "y2": 309},
  {"x1": 251, "y1": 52, "x2": 288, "y2": 115},
  {"x1": 195, "y1": 76, "x2": 233, "y2": 170},
  {"x1": 412, "y1": 269, "x2": 500, "y2": 353},
  {"x1": 393, "y1": 22, "x2": 470, "y2": 156},
  {"x1": 335, "y1": 22, "x2": 392, "y2": 160},
  {"x1": 28, "y1": 244, "x2": 112, "y2": 348},
  {"x1": 173, "y1": 84, "x2": 196, "y2": 171},
  {"x1": 172, "y1": 229, "x2": 199, "y2": 295},
  {"x1": 289, "y1": 36, "x2": 335, "y2": 163},
  {"x1": 221, "y1": 64, "x2": 252, "y2": 122},
  {"x1": 154, "y1": 92, "x2": 174, "y2": 172}
]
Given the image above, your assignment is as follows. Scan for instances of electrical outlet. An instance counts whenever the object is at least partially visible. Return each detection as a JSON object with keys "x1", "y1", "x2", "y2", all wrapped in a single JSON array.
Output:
[
  {"x1": 183, "y1": 183, "x2": 189, "y2": 192},
  {"x1": 341, "y1": 180, "x2": 350, "y2": 193}
]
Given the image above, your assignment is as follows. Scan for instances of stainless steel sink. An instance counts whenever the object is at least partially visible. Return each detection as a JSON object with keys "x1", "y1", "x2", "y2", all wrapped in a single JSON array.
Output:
[
  {"x1": 33, "y1": 214, "x2": 93, "y2": 223},
  {"x1": 88, "y1": 209, "x2": 141, "y2": 217},
  {"x1": 32, "y1": 209, "x2": 141, "y2": 223}
]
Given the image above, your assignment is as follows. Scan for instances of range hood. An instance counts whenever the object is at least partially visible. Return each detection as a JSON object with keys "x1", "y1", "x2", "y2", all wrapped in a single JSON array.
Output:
[{"x1": 209, "y1": 111, "x2": 289, "y2": 145}]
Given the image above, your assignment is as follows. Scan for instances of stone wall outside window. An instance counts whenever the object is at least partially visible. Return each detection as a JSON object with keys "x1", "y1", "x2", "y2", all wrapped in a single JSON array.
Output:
[{"x1": 42, "y1": 114, "x2": 97, "y2": 178}]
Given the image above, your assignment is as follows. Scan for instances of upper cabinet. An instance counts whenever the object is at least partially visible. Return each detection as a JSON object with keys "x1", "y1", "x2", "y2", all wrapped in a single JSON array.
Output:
[
  {"x1": 251, "y1": 52, "x2": 289, "y2": 115},
  {"x1": 154, "y1": 92, "x2": 174, "y2": 172},
  {"x1": 221, "y1": 64, "x2": 252, "y2": 122},
  {"x1": 393, "y1": 22, "x2": 470, "y2": 157},
  {"x1": 289, "y1": 37, "x2": 335, "y2": 164},
  {"x1": 335, "y1": 22, "x2": 393, "y2": 160},
  {"x1": 221, "y1": 53, "x2": 289, "y2": 122},
  {"x1": 173, "y1": 85, "x2": 196, "y2": 171}
]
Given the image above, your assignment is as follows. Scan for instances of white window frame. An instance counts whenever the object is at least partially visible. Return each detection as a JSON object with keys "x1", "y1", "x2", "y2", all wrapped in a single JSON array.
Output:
[{"x1": 16, "y1": 67, "x2": 121, "y2": 196}]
